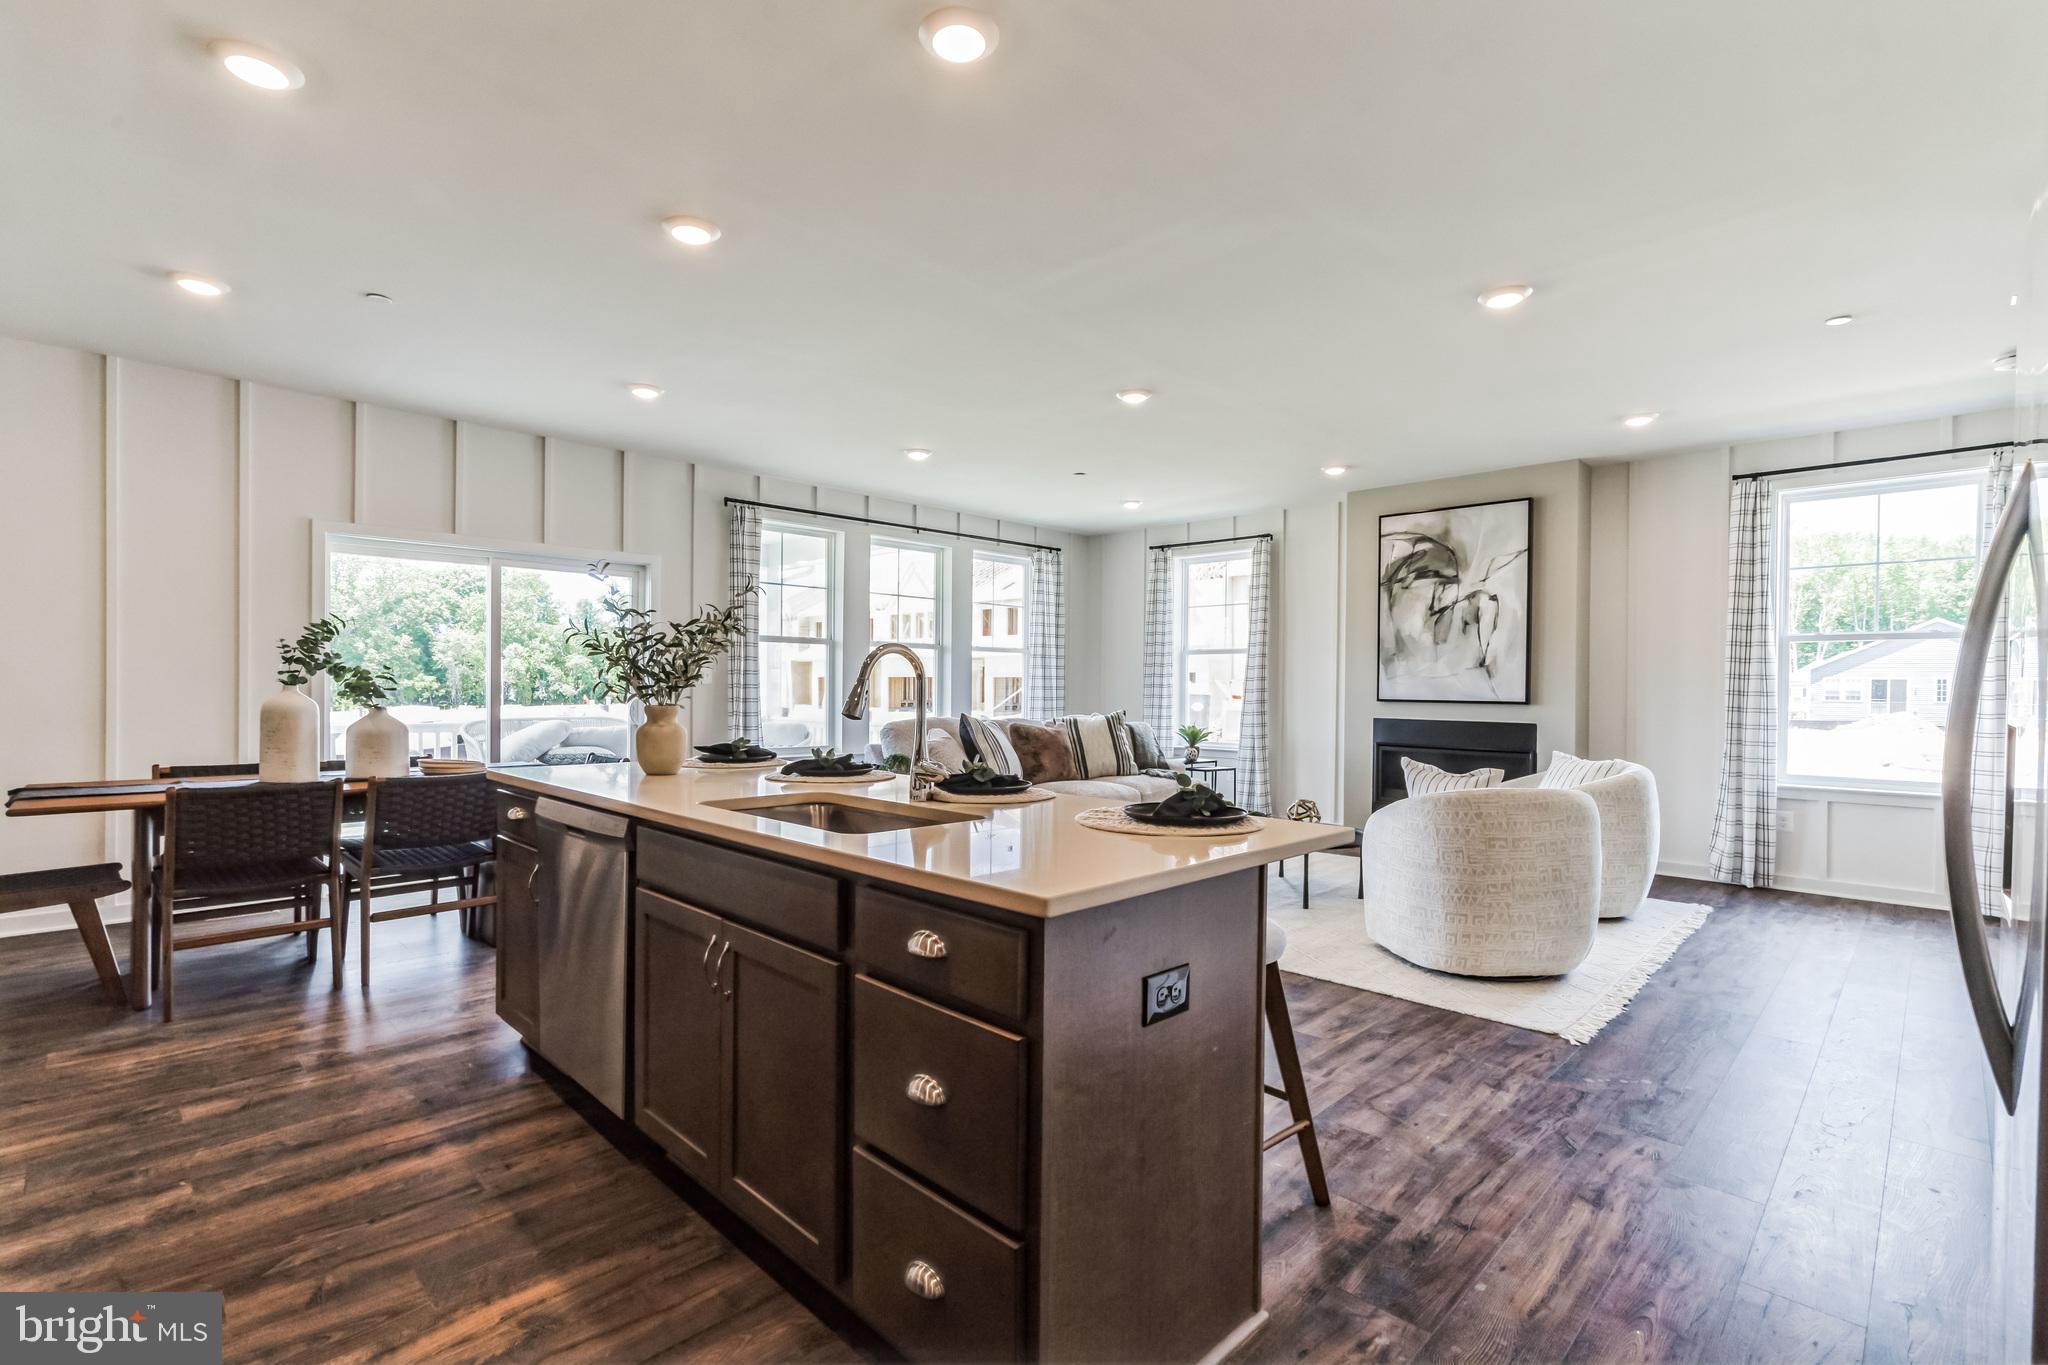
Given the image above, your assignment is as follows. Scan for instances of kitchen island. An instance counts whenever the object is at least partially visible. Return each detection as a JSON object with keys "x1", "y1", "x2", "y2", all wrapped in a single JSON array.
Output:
[{"x1": 488, "y1": 761, "x2": 1353, "y2": 1363}]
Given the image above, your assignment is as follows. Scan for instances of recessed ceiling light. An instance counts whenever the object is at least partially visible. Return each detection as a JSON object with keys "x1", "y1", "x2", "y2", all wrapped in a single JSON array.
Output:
[
  {"x1": 919, "y1": 8, "x2": 999, "y2": 63},
  {"x1": 1115, "y1": 389, "x2": 1152, "y2": 405},
  {"x1": 905, "y1": 448, "x2": 933, "y2": 462},
  {"x1": 1993, "y1": 351, "x2": 2020, "y2": 373},
  {"x1": 662, "y1": 216, "x2": 722, "y2": 247},
  {"x1": 171, "y1": 273, "x2": 228, "y2": 298},
  {"x1": 1321, "y1": 465, "x2": 1349, "y2": 477},
  {"x1": 1622, "y1": 413, "x2": 1660, "y2": 428},
  {"x1": 208, "y1": 40, "x2": 304, "y2": 91},
  {"x1": 628, "y1": 383, "x2": 664, "y2": 401},
  {"x1": 1478, "y1": 285, "x2": 1533, "y2": 311},
  {"x1": 1824, "y1": 314, "x2": 1854, "y2": 326},
  {"x1": 1122, "y1": 499, "x2": 1143, "y2": 510}
]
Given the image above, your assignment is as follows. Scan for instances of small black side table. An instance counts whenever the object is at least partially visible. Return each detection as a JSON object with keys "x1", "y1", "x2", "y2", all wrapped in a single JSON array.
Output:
[
  {"x1": 1288, "y1": 827, "x2": 1363, "y2": 907},
  {"x1": 1185, "y1": 762, "x2": 1238, "y2": 804}
]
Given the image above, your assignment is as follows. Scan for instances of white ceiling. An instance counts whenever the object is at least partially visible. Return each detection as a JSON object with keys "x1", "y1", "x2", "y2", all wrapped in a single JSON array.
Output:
[{"x1": 1, "y1": 1, "x2": 2042, "y2": 531}]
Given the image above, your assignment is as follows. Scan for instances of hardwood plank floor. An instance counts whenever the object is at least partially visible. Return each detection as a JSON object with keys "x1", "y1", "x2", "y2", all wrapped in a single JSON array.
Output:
[{"x1": 0, "y1": 871, "x2": 1996, "y2": 1362}]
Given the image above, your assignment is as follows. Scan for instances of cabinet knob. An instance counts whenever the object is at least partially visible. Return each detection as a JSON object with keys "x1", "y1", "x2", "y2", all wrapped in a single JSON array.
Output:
[
  {"x1": 906, "y1": 1073, "x2": 948, "y2": 1107},
  {"x1": 505, "y1": 805, "x2": 530, "y2": 821},
  {"x1": 903, "y1": 1260, "x2": 946, "y2": 1300},
  {"x1": 906, "y1": 929, "x2": 948, "y2": 959}
]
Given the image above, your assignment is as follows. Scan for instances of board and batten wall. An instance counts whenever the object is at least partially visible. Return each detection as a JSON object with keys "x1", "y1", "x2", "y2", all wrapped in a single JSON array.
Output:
[
  {"x1": 0, "y1": 332, "x2": 1098, "y2": 938},
  {"x1": 1091, "y1": 501, "x2": 1348, "y2": 823},
  {"x1": 1607, "y1": 405, "x2": 2017, "y2": 910}
]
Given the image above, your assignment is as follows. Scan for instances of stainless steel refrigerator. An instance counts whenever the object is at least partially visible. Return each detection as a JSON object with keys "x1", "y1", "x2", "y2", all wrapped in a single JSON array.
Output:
[{"x1": 1943, "y1": 456, "x2": 2047, "y2": 1363}]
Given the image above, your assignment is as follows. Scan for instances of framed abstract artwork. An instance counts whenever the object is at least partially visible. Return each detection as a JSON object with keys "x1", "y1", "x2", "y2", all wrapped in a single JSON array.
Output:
[{"x1": 1377, "y1": 497, "x2": 1532, "y2": 703}]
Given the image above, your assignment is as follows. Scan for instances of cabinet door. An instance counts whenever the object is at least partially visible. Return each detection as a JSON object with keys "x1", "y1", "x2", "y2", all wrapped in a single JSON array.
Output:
[
  {"x1": 635, "y1": 890, "x2": 724, "y2": 1188},
  {"x1": 718, "y1": 918, "x2": 845, "y2": 1284},
  {"x1": 494, "y1": 836, "x2": 540, "y2": 1043}
]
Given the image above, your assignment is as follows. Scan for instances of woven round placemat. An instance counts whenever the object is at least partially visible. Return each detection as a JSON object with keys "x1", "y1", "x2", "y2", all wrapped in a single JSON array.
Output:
[
  {"x1": 930, "y1": 786, "x2": 1056, "y2": 807},
  {"x1": 1074, "y1": 806, "x2": 1261, "y2": 837},
  {"x1": 768, "y1": 771, "x2": 894, "y2": 785}
]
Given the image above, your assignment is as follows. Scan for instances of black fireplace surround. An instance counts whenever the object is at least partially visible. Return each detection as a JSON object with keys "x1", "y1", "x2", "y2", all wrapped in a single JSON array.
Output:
[{"x1": 1370, "y1": 717, "x2": 1539, "y2": 809}]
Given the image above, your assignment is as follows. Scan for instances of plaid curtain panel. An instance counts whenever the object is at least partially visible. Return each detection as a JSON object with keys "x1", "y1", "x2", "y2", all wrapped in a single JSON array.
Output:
[
  {"x1": 725, "y1": 502, "x2": 762, "y2": 739},
  {"x1": 1025, "y1": 547, "x2": 1065, "y2": 718},
  {"x1": 1707, "y1": 477, "x2": 1776, "y2": 887},
  {"x1": 1142, "y1": 547, "x2": 1175, "y2": 736},
  {"x1": 1972, "y1": 452, "x2": 2016, "y2": 913},
  {"x1": 1239, "y1": 536, "x2": 1274, "y2": 814}
]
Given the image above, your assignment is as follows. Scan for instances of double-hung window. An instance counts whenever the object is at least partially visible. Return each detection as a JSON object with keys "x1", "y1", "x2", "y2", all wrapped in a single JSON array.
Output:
[
  {"x1": 1777, "y1": 471, "x2": 1983, "y2": 788},
  {"x1": 868, "y1": 540, "x2": 944, "y2": 723},
  {"x1": 1175, "y1": 549, "x2": 1253, "y2": 747},
  {"x1": 759, "y1": 524, "x2": 836, "y2": 749},
  {"x1": 971, "y1": 553, "x2": 1028, "y2": 716},
  {"x1": 322, "y1": 534, "x2": 642, "y2": 764}
]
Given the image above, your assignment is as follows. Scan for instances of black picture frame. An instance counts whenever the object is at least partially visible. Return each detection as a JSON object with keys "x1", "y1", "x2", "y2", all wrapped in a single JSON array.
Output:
[{"x1": 1375, "y1": 495, "x2": 1533, "y2": 705}]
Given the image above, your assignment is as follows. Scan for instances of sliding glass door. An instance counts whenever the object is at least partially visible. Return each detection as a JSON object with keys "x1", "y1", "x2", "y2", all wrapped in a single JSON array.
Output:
[{"x1": 325, "y1": 535, "x2": 642, "y2": 763}]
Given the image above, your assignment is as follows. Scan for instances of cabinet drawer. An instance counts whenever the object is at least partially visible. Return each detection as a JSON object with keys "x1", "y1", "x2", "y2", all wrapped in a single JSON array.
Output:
[
  {"x1": 853, "y1": 887, "x2": 1029, "y2": 1024},
  {"x1": 638, "y1": 827, "x2": 842, "y2": 953},
  {"x1": 851, "y1": 1146, "x2": 1022, "y2": 1363},
  {"x1": 495, "y1": 789, "x2": 539, "y2": 845},
  {"x1": 854, "y1": 976, "x2": 1027, "y2": 1230}
]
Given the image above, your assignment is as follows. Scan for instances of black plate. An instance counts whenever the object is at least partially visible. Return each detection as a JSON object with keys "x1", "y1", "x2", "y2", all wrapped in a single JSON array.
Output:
[
  {"x1": 938, "y1": 774, "x2": 1032, "y2": 794},
  {"x1": 694, "y1": 750, "x2": 777, "y2": 763},
  {"x1": 1123, "y1": 801, "x2": 1249, "y2": 827},
  {"x1": 779, "y1": 761, "x2": 877, "y2": 777}
]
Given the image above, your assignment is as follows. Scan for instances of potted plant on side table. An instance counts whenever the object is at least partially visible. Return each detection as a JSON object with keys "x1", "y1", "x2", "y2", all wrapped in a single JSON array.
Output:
[
  {"x1": 1177, "y1": 724, "x2": 1214, "y2": 768},
  {"x1": 263, "y1": 616, "x2": 347, "y2": 782},
  {"x1": 565, "y1": 587, "x2": 754, "y2": 775},
  {"x1": 335, "y1": 661, "x2": 406, "y2": 778}
]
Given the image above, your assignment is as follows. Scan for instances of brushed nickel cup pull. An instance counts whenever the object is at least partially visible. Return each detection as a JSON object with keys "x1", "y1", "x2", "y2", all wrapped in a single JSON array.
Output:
[
  {"x1": 904, "y1": 1260, "x2": 945, "y2": 1300},
  {"x1": 906, "y1": 1073, "x2": 948, "y2": 1106},
  {"x1": 906, "y1": 929, "x2": 948, "y2": 959},
  {"x1": 505, "y1": 805, "x2": 530, "y2": 821}
]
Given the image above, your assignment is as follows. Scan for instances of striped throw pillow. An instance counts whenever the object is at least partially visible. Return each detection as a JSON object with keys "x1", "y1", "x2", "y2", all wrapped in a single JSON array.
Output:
[
  {"x1": 1400, "y1": 757, "x2": 1504, "y2": 796},
  {"x1": 1538, "y1": 752, "x2": 1629, "y2": 789},
  {"x1": 957, "y1": 713, "x2": 1021, "y2": 778},
  {"x1": 1064, "y1": 711, "x2": 1137, "y2": 779}
]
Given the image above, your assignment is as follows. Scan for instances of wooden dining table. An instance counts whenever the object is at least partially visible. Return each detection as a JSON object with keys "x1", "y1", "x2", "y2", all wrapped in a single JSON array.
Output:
[{"x1": 5, "y1": 771, "x2": 378, "y2": 1010}]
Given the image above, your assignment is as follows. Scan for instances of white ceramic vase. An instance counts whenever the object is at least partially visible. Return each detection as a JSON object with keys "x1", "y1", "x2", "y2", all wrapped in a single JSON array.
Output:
[
  {"x1": 636, "y1": 704, "x2": 688, "y2": 775},
  {"x1": 345, "y1": 705, "x2": 411, "y2": 778},
  {"x1": 259, "y1": 684, "x2": 321, "y2": 783}
]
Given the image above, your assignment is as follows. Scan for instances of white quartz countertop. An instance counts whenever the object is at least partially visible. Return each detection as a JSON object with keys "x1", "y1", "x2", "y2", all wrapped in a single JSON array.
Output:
[{"x1": 490, "y1": 762, "x2": 1355, "y2": 917}]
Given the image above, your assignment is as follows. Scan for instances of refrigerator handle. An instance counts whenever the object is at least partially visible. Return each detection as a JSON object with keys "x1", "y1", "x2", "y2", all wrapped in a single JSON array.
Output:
[{"x1": 1941, "y1": 460, "x2": 2039, "y2": 1115}]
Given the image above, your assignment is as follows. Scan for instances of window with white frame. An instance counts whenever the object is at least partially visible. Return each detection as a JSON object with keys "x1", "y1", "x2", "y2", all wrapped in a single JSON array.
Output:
[
  {"x1": 971, "y1": 553, "x2": 1027, "y2": 716},
  {"x1": 323, "y1": 534, "x2": 642, "y2": 765},
  {"x1": 868, "y1": 539, "x2": 944, "y2": 724},
  {"x1": 759, "y1": 524, "x2": 836, "y2": 749},
  {"x1": 1777, "y1": 471, "x2": 1982, "y2": 787},
  {"x1": 1176, "y1": 549, "x2": 1253, "y2": 747}
]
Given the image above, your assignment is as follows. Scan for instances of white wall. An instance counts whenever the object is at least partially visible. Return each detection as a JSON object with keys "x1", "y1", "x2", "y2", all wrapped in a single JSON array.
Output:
[
  {"x1": 1090, "y1": 502, "x2": 1348, "y2": 820},
  {"x1": 0, "y1": 333, "x2": 1098, "y2": 937},
  {"x1": 1605, "y1": 406, "x2": 2017, "y2": 910}
]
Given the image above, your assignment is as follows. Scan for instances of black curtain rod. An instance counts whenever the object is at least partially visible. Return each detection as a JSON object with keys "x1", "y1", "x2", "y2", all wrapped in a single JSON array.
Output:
[
  {"x1": 724, "y1": 497, "x2": 1060, "y2": 553},
  {"x1": 1735, "y1": 438, "x2": 2044, "y2": 482},
  {"x1": 1148, "y1": 532, "x2": 1275, "y2": 552}
]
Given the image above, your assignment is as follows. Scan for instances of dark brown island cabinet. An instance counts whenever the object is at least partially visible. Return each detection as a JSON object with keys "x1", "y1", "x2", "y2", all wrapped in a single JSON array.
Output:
[{"x1": 490, "y1": 771, "x2": 1350, "y2": 1363}]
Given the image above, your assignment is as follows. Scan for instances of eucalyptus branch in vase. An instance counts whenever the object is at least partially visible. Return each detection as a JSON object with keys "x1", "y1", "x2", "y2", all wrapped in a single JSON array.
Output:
[{"x1": 563, "y1": 584, "x2": 757, "y2": 773}]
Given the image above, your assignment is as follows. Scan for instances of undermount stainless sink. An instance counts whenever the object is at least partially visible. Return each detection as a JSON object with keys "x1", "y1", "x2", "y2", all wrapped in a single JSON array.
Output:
[{"x1": 706, "y1": 793, "x2": 982, "y2": 835}]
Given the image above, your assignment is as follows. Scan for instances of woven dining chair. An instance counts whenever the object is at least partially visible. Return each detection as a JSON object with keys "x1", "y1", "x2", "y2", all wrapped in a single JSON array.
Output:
[
  {"x1": 155, "y1": 781, "x2": 346, "y2": 1020},
  {"x1": 340, "y1": 773, "x2": 497, "y2": 988}
]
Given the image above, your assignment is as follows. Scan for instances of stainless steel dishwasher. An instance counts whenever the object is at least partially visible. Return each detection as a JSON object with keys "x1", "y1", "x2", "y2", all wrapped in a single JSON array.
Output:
[{"x1": 533, "y1": 798, "x2": 631, "y2": 1117}]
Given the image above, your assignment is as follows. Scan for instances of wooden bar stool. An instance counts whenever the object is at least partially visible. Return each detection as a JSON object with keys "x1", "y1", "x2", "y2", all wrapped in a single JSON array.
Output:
[
  {"x1": 0, "y1": 863, "x2": 130, "y2": 1004},
  {"x1": 1263, "y1": 921, "x2": 1330, "y2": 1206}
]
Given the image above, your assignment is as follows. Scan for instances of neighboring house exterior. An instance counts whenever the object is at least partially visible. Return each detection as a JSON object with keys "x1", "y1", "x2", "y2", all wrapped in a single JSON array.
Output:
[{"x1": 1790, "y1": 621, "x2": 1961, "y2": 725}]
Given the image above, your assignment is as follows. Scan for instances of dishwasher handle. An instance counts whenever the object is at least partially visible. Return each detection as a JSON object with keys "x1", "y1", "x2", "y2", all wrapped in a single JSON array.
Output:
[{"x1": 534, "y1": 797, "x2": 631, "y2": 842}]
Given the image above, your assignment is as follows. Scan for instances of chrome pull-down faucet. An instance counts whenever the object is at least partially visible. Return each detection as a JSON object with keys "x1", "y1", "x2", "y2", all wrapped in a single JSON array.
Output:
[{"x1": 842, "y1": 643, "x2": 942, "y2": 799}]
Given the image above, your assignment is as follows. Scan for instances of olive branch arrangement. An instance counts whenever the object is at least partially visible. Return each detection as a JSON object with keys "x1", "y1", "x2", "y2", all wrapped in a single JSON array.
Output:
[{"x1": 564, "y1": 585, "x2": 757, "y2": 707}]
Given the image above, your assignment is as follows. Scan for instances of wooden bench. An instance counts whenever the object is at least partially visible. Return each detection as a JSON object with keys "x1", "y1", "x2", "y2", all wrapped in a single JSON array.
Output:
[{"x1": 0, "y1": 863, "x2": 130, "y2": 1004}]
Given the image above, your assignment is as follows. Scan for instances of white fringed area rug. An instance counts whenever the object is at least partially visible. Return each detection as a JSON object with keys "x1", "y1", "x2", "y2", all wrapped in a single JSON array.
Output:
[{"x1": 1273, "y1": 894, "x2": 1712, "y2": 1044}]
